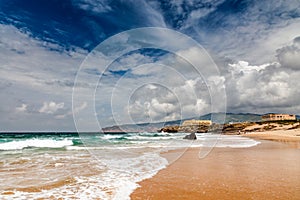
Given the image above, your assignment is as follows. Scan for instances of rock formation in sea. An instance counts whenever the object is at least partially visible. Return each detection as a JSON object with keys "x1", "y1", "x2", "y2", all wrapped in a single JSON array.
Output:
[{"x1": 183, "y1": 132, "x2": 197, "y2": 140}]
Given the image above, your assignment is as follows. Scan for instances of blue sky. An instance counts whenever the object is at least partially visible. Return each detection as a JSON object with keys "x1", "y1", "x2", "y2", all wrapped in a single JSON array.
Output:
[{"x1": 0, "y1": 0, "x2": 300, "y2": 131}]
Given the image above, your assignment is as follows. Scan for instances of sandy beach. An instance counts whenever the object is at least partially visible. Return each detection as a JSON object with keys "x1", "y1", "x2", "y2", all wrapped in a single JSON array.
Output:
[
  {"x1": 243, "y1": 129, "x2": 300, "y2": 145},
  {"x1": 131, "y1": 138, "x2": 300, "y2": 200}
]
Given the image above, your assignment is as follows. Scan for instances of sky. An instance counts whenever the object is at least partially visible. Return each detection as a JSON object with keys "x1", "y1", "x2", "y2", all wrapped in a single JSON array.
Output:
[{"x1": 0, "y1": 0, "x2": 300, "y2": 131}]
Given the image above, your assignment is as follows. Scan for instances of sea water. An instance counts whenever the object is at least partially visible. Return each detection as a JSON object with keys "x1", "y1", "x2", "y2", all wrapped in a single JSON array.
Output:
[{"x1": 0, "y1": 132, "x2": 260, "y2": 199}]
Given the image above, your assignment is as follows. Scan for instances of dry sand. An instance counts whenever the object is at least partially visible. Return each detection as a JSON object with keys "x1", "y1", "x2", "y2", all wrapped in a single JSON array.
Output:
[
  {"x1": 131, "y1": 139, "x2": 300, "y2": 200},
  {"x1": 243, "y1": 129, "x2": 300, "y2": 145}
]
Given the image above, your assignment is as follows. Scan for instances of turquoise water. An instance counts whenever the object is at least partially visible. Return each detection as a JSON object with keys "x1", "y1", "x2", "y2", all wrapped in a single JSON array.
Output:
[{"x1": 0, "y1": 132, "x2": 182, "y2": 150}]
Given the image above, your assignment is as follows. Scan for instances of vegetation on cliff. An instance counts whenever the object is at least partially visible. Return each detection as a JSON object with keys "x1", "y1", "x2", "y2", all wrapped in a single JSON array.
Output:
[{"x1": 158, "y1": 120, "x2": 300, "y2": 134}]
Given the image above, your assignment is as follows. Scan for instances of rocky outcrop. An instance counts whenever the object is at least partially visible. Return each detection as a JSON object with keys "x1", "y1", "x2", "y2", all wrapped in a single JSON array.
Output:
[
  {"x1": 221, "y1": 122, "x2": 255, "y2": 134},
  {"x1": 178, "y1": 125, "x2": 210, "y2": 133},
  {"x1": 183, "y1": 132, "x2": 197, "y2": 140},
  {"x1": 158, "y1": 124, "x2": 211, "y2": 133},
  {"x1": 158, "y1": 125, "x2": 180, "y2": 133},
  {"x1": 158, "y1": 124, "x2": 217, "y2": 133}
]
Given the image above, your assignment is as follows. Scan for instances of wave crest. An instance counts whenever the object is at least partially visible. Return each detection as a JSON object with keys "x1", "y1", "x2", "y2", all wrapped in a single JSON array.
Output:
[{"x1": 0, "y1": 139, "x2": 73, "y2": 150}]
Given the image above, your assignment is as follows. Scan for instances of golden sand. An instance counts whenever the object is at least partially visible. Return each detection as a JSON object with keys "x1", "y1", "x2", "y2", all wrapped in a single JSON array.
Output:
[
  {"x1": 131, "y1": 140, "x2": 300, "y2": 200},
  {"x1": 243, "y1": 129, "x2": 300, "y2": 144}
]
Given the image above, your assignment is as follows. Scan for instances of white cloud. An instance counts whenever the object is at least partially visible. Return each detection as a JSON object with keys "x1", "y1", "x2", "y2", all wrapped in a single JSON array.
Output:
[
  {"x1": 112, "y1": 52, "x2": 154, "y2": 73},
  {"x1": 72, "y1": 0, "x2": 112, "y2": 13},
  {"x1": 145, "y1": 84, "x2": 157, "y2": 90},
  {"x1": 229, "y1": 61, "x2": 274, "y2": 74},
  {"x1": 15, "y1": 104, "x2": 27, "y2": 112},
  {"x1": 55, "y1": 101, "x2": 87, "y2": 119},
  {"x1": 121, "y1": 75, "x2": 214, "y2": 124},
  {"x1": 182, "y1": 0, "x2": 226, "y2": 29},
  {"x1": 72, "y1": 0, "x2": 166, "y2": 27},
  {"x1": 0, "y1": 24, "x2": 87, "y2": 90},
  {"x1": 276, "y1": 37, "x2": 300, "y2": 70},
  {"x1": 174, "y1": 0, "x2": 300, "y2": 64},
  {"x1": 245, "y1": 20, "x2": 300, "y2": 64},
  {"x1": 223, "y1": 41, "x2": 300, "y2": 114},
  {"x1": 90, "y1": 41, "x2": 226, "y2": 126},
  {"x1": 39, "y1": 101, "x2": 64, "y2": 114},
  {"x1": 0, "y1": 24, "x2": 89, "y2": 131}
]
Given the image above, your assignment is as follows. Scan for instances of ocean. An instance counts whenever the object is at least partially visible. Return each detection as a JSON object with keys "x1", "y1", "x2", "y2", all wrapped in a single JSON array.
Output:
[{"x1": 0, "y1": 132, "x2": 260, "y2": 199}]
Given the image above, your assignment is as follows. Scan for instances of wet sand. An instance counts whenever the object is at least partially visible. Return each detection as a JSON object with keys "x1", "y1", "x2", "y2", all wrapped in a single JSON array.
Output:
[{"x1": 131, "y1": 140, "x2": 300, "y2": 200}]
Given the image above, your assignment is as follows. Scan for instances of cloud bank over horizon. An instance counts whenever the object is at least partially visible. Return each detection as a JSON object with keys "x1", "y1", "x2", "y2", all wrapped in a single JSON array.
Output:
[{"x1": 0, "y1": 0, "x2": 300, "y2": 131}]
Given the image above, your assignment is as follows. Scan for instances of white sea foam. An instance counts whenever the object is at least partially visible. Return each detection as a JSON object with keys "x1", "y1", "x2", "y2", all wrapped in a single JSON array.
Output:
[
  {"x1": 0, "y1": 139, "x2": 73, "y2": 150},
  {"x1": 65, "y1": 134, "x2": 260, "y2": 151},
  {"x1": 195, "y1": 134, "x2": 261, "y2": 148},
  {"x1": 127, "y1": 135, "x2": 179, "y2": 140},
  {"x1": 101, "y1": 134, "x2": 125, "y2": 140},
  {"x1": 1, "y1": 152, "x2": 168, "y2": 200}
]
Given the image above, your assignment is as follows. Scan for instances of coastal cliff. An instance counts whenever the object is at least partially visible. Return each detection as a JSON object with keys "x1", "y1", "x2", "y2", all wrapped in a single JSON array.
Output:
[
  {"x1": 158, "y1": 124, "x2": 212, "y2": 133},
  {"x1": 158, "y1": 120, "x2": 300, "y2": 134}
]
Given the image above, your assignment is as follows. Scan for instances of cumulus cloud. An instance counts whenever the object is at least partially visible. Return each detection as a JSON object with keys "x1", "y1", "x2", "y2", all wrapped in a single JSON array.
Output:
[
  {"x1": 125, "y1": 83, "x2": 179, "y2": 122},
  {"x1": 224, "y1": 37, "x2": 300, "y2": 114},
  {"x1": 39, "y1": 101, "x2": 65, "y2": 114},
  {"x1": 276, "y1": 37, "x2": 300, "y2": 70},
  {"x1": 89, "y1": 39, "x2": 226, "y2": 126},
  {"x1": 228, "y1": 61, "x2": 274, "y2": 74},
  {"x1": 100, "y1": 52, "x2": 218, "y2": 125},
  {"x1": 122, "y1": 74, "x2": 215, "y2": 125}
]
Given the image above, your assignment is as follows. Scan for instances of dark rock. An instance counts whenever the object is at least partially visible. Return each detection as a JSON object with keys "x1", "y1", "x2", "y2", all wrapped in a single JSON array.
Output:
[
  {"x1": 183, "y1": 132, "x2": 197, "y2": 140},
  {"x1": 158, "y1": 125, "x2": 179, "y2": 133}
]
